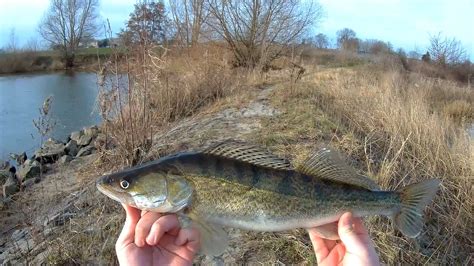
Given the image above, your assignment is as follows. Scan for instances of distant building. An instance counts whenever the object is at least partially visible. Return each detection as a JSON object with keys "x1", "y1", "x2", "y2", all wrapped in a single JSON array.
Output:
[
  {"x1": 78, "y1": 40, "x2": 99, "y2": 48},
  {"x1": 109, "y1": 38, "x2": 120, "y2": 48}
]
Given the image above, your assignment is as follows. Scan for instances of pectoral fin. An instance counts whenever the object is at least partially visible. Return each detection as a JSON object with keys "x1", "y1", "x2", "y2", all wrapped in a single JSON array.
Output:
[{"x1": 187, "y1": 213, "x2": 229, "y2": 256}]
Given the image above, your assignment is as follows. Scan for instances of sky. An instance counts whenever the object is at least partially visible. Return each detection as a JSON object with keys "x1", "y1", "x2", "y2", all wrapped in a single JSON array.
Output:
[{"x1": 0, "y1": 0, "x2": 473, "y2": 58}]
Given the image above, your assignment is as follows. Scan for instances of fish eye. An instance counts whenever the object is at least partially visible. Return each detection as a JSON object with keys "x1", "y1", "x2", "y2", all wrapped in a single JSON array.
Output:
[{"x1": 120, "y1": 180, "x2": 130, "y2": 189}]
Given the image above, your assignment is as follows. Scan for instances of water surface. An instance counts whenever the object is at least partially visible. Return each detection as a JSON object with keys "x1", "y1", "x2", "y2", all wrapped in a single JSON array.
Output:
[{"x1": 0, "y1": 72, "x2": 101, "y2": 162}]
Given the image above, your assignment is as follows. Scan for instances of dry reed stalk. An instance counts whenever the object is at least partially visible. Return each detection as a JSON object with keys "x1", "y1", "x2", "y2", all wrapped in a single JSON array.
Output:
[{"x1": 308, "y1": 68, "x2": 473, "y2": 264}]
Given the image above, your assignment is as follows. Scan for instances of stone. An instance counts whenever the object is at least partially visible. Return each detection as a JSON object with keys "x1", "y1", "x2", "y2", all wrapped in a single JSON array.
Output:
[
  {"x1": 77, "y1": 134, "x2": 92, "y2": 146},
  {"x1": 21, "y1": 178, "x2": 35, "y2": 189},
  {"x1": 76, "y1": 146, "x2": 96, "y2": 157},
  {"x1": 31, "y1": 160, "x2": 41, "y2": 168},
  {"x1": 2, "y1": 175, "x2": 19, "y2": 197},
  {"x1": 16, "y1": 152, "x2": 27, "y2": 165},
  {"x1": 59, "y1": 155, "x2": 73, "y2": 164},
  {"x1": 93, "y1": 133, "x2": 107, "y2": 149},
  {"x1": 0, "y1": 198, "x2": 5, "y2": 210},
  {"x1": 84, "y1": 125, "x2": 99, "y2": 136},
  {"x1": 11, "y1": 229, "x2": 27, "y2": 242},
  {"x1": 70, "y1": 130, "x2": 83, "y2": 142},
  {"x1": 34, "y1": 138, "x2": 65, "y2": 163},
  {"x1": 44, "y1": 211, "x2": 76, "y2": 227},
  {"x1": 10, "y1": 229, "x2": 34, "y2": 254},
  {"x1": 0, "y1": 170, "x2": 10, "y2": 185},
  {"x1": 65, "y1": 139, "x2": 79, "y2": 156},
  {"x1": 18, "y1": 163, "x2": 41, "y2": 181},
  {"x1": 1, "y1": 167, "x2": 16, "y2": 185},
  {"x1": 0, "y1": 160, "x2": 10, "y2": 170},
  {"x1": 76, "y1": 126, "x2": 99, "y2": 146}
]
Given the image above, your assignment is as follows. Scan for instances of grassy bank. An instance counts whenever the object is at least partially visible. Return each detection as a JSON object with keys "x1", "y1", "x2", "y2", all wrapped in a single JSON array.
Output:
[
  {"x1": 250, "y1": 63, "x2": 473, "y2": 264},
  {"x1": 0, "y1": 48, "x2": 115, "y2": 74}
]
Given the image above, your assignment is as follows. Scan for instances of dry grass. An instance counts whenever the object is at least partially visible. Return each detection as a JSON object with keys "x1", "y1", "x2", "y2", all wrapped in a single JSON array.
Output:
[
  {"x1": 97, "y1": 44, "x2": 242, "y2": 166},
  {"x1": 253, "y1": 65, "x2": 473, "y2": 264},
  {"x1": 44, "y1": 186, "x2": 123, "y2": 265}
]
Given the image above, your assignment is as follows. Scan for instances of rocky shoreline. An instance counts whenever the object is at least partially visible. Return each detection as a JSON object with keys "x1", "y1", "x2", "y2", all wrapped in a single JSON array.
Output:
[{"x1": 0, "y1": 125, "x2": 103, "y2": 201}]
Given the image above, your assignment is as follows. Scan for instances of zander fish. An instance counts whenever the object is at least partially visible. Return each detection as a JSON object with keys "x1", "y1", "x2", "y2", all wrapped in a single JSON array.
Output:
[{"x1": 96, "y1": 141, "x2": 440, "y2": 255}]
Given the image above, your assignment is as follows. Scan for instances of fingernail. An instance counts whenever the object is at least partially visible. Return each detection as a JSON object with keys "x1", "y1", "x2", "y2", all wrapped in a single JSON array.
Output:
[
  {"x1": 146, "y1": 235, "x2": 153, "y2": 245},
  {"x1": 342, "y1": 213, "x2": 353, "y2": 230}
]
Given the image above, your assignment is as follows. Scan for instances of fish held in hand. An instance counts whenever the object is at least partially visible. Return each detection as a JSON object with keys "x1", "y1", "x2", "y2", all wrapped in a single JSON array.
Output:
[{"x1": 96, "y1": 141, "x2": 440, "y2": 255}]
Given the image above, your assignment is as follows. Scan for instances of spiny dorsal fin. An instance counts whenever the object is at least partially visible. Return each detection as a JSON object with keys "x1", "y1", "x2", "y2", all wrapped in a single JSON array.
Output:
[
  {"x1": 297, "y1": 147, "x2": 380, "y2": 190},
  {"x1": 203, "y1": 140, "x2": 292, "y2": 170}
]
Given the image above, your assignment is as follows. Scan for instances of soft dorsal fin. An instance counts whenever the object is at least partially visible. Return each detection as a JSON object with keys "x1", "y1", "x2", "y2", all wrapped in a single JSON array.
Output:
[
  {"x1": 203, "y1": 140, "x2": 292, "y2": 170},
  {"x1": 297, "y1": 147, "x2": 380, "y2": 190}
]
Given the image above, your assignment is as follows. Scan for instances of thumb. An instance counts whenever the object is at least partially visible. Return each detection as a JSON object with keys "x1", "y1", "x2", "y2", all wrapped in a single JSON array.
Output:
[
  {"x1": 116, "y1": 204, "x2": 140, "y2": 249},
  {"x1": 338, "y1": 212, "x2": 366, "y2": 253}
]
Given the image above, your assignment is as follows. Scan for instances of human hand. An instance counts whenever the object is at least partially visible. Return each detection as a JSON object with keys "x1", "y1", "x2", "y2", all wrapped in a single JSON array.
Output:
[
  {"x1": 115, "y1": 204, "x2": 200, "y2": 266},
  {"x1": 307, "y1": 212, "x2": 380, "y2": 266}
]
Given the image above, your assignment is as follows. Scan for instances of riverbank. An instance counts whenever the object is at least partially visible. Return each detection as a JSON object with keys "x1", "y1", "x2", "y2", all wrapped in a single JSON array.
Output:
[{"x1": 0, "y1": 48, "x2": 117, "y2": 74}]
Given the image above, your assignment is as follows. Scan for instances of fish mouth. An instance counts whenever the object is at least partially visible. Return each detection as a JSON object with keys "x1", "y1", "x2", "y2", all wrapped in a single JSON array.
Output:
[
  {"x1": 97, "y1": 182, "x2": 123, "y2": 203},
  {"x1": 96, "y1": 178, "x2": 133, "y2": 204}
]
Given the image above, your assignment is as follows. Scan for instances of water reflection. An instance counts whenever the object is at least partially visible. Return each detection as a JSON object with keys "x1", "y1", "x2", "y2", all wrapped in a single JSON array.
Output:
[{"x1": 0, "y1": 72, "x2": 102, "y2": 161}]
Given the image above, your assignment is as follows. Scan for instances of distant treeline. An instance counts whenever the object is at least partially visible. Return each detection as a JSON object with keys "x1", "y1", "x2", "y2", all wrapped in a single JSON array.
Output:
[{"x1": 0, "y1": 48, "x2": 120, "y2": 74}]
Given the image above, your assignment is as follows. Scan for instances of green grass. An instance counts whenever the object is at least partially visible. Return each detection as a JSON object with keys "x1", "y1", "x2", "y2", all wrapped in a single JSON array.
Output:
[{"x1": 76, "y1": 47, "x2": 114, "y2": 56}]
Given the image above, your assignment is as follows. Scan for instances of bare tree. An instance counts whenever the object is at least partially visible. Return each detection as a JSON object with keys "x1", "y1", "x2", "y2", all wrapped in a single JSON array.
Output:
[
  {"x1": 336, "y1": 28, "x2": 358, "y2": 51},
  {"x1": 38, "y1": 0, "x2": 100, "y2": 67},
  {"x1": 206, "y1": 0, "x2": 323, "y2": 69},
  {"x1": 428, "y1": 33, "x2": 467, "y2": 66},
  {"x1": 25, "y1": 38, "x2": 40, "y2": 52},
  {"x1": 314, "y1": 33, "x2": 328, "y2": 49},
  {"x1": 169, "y1": 0, "x2": 208, "y2": 45},
  {"x1": 6, "y1": 28, "x2": 18, "y2": 52},
  {"x1": 359, "y1": 39, "x2": 391, "y2": 54}
]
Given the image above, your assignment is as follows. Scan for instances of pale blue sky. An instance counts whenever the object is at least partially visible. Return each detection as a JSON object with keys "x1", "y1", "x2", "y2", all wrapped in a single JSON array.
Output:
[{"x1": 0, "y1": 0, "x2": 473, "y2": 58}]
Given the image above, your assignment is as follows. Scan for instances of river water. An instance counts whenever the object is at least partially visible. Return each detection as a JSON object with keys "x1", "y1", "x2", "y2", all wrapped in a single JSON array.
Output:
[{"x1": 0, "y1": 72, "x2": 101, "y2": 162}]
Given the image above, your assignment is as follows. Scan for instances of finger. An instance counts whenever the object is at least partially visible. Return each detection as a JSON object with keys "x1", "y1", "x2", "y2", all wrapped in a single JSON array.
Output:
[
  {"x1": 134, "y1": 211, "x2": 162, "y2": 247},
  {"x1": 307, "y1": 228, "x2": 330, "y2": 262},
  {"x1": 338, "y1": 212, "x2": 368, "y2": 254},
  {"x1": 175, "y1": 227, "x2": 200, "y2": 253},
  {"x1": 352, "y1": 217, "x2": 370, "y2": 238},
  {"x1": 324, "y1": 244, "x2": 346, "y2": 266},
  {"x1": 156, "y1": 233, "x2": 196, "y2": 262},
  {"x1": 116, "y1": 204, "x2": 140, "y2": 249},
  {"x1": 145, "y1": 214, "x2": 180, "y2": 246}
]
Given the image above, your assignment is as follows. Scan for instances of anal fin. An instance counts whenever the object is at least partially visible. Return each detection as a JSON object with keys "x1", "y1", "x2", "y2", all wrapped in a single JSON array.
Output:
[{"x1": 310, "y1": 222, "x2": 340, "y2": 240}]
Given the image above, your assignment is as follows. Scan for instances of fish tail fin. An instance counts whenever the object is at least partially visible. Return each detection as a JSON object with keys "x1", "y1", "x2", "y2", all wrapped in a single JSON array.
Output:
[{"x1": 394, "y1": 179, "x2": 440, "y2": 238}]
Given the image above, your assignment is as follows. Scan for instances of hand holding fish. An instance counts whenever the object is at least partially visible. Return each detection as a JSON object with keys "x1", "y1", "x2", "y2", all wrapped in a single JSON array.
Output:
[
  {"x1": 308, "y1": 212, "x2": 379, "y2": 266},
  {"x1": 115, "y1": 204, "x2": 199, "y2": 266}
]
